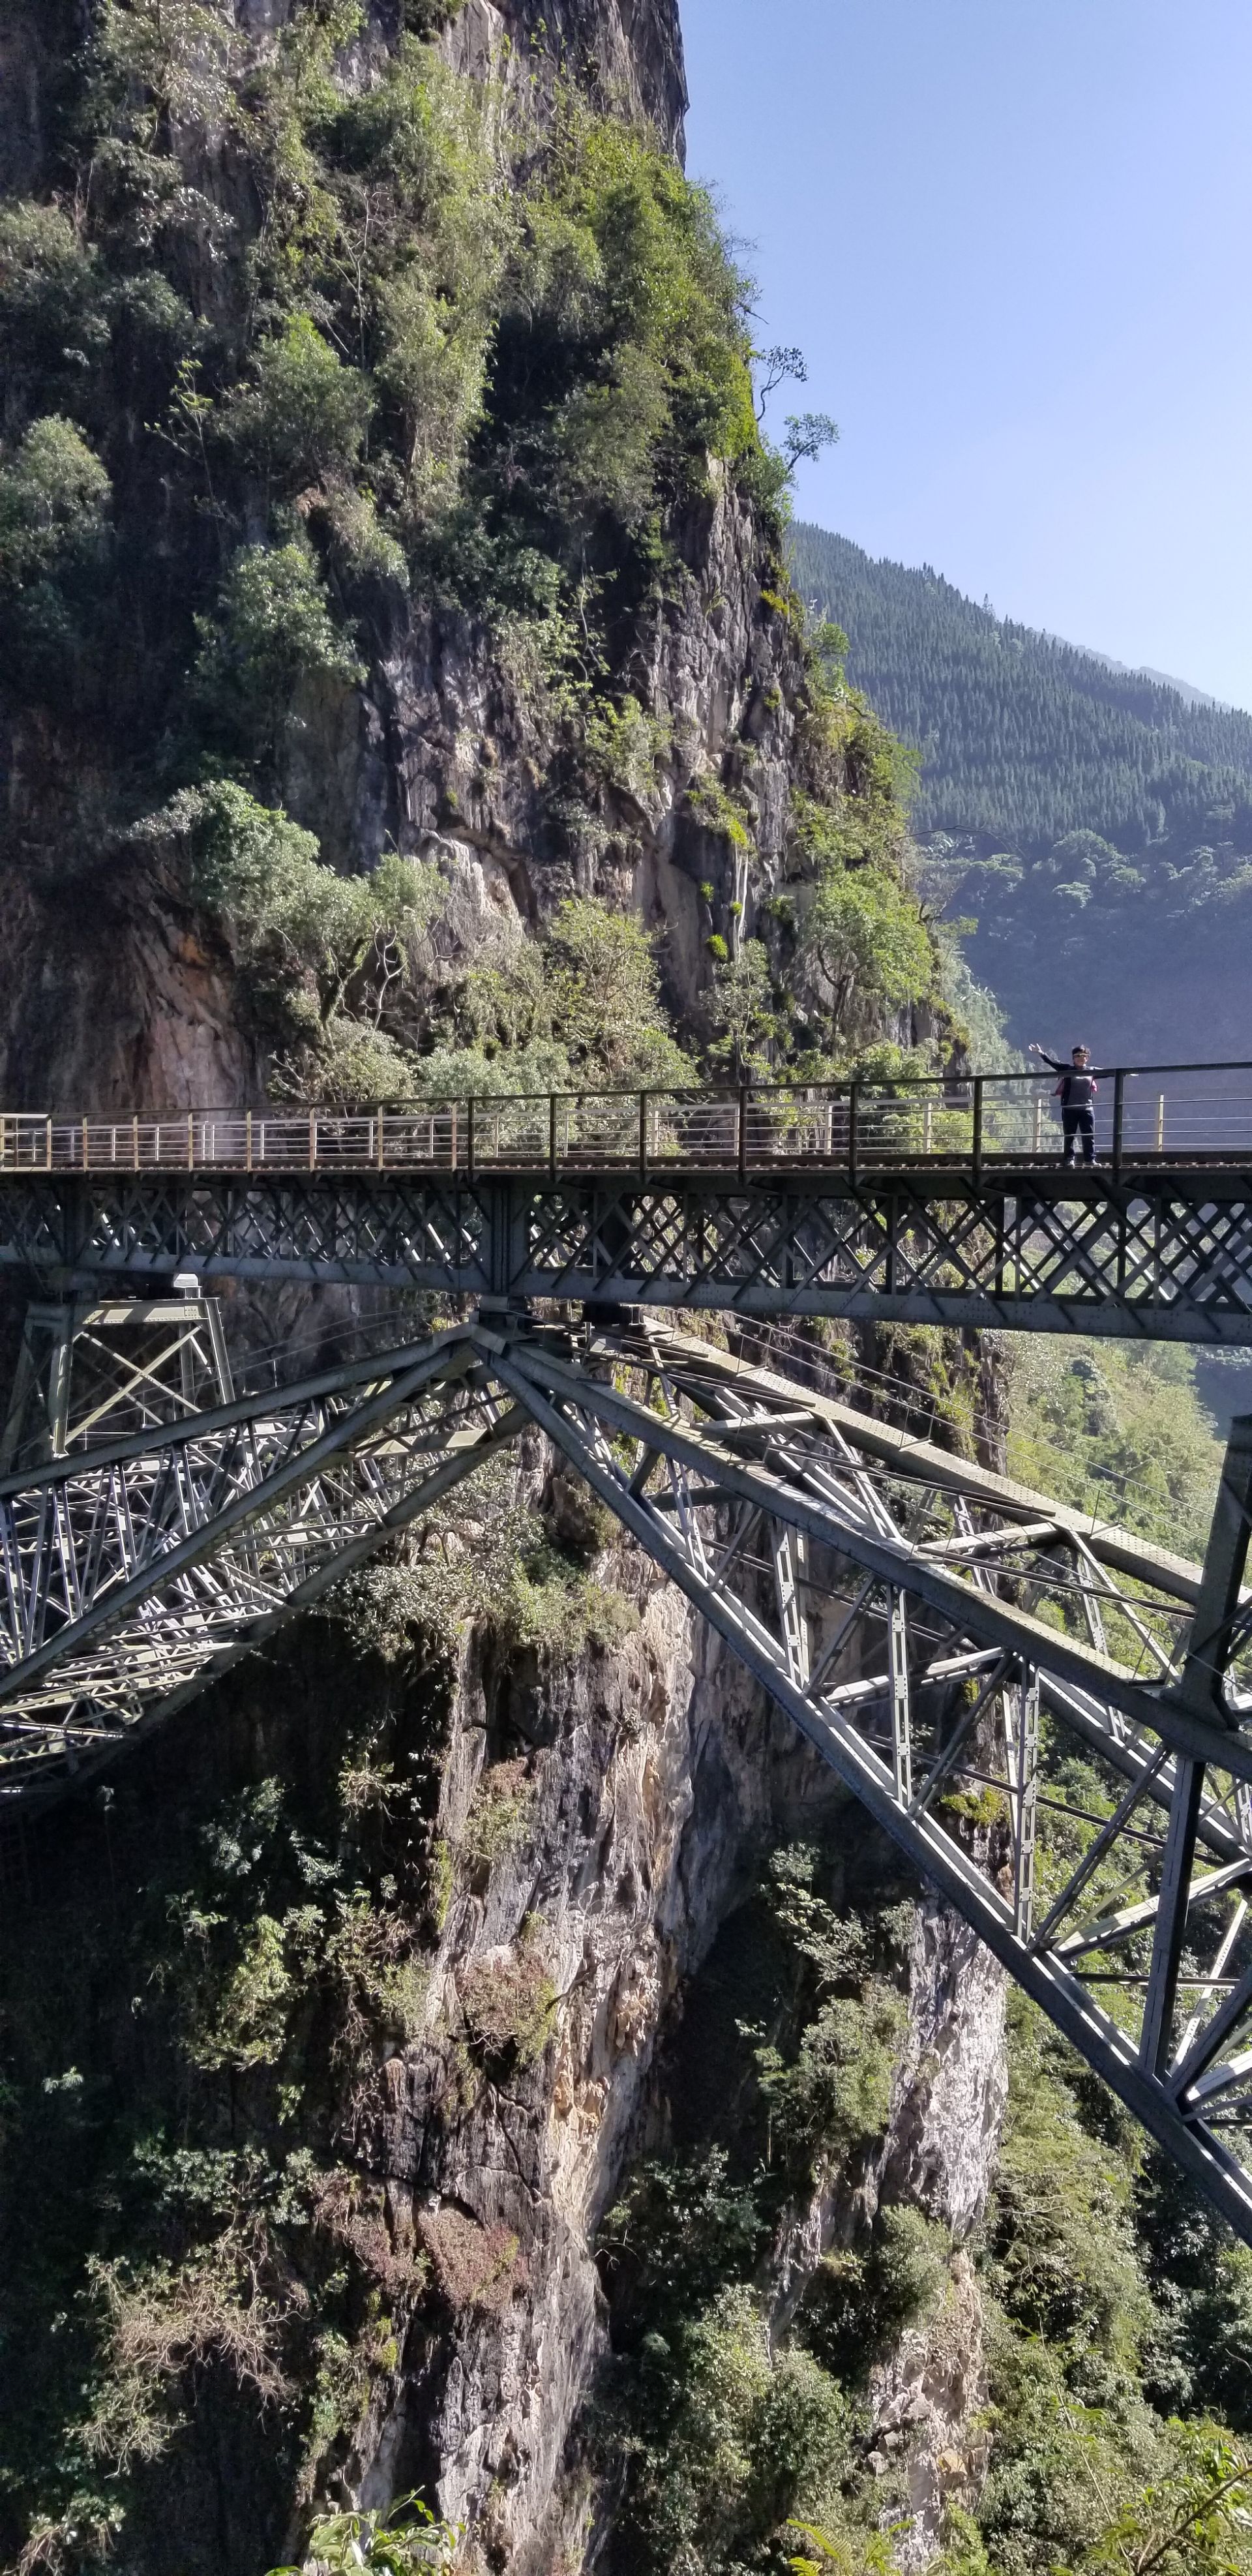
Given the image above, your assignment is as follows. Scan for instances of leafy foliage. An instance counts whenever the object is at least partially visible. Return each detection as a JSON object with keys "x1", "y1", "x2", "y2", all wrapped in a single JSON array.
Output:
[
  {"x1": 1069, "y1": 2427, "x2": 1252, "y2": 2575},
  {"x1": 416, "y1": 893, "x2": 694, "y2": 1099},
  {"x1": 803, "y1": 857, "x2": 933, "y2": 1021},
  {"x1": 1006, "y1": 1336, "x2": 1223, "y2": 1564},
  {"x1": 0, "y1": 1418, "x2": 618, "y2": 2567},
  {"x1": 135, "y1": 779, "x2": 444, "y2": 1092},
  {"x1": 265, "y1": 2493, "x2": 460, "y2": 2575},
  {"x1": 0, "y1": 414, "x2": 112, "y2": 689},
  {"x1": 191, "y1": 542, "x2": 365, "y2": 783},
  {"x1": 0, "y1": 14, "x2": 771, "y2": 775}
]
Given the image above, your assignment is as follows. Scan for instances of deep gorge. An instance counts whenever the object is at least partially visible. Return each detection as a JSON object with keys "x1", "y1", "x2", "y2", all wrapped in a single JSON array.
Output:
[{"x1": 1, "y1": 8, "x2": 1251, "y2": 2575}]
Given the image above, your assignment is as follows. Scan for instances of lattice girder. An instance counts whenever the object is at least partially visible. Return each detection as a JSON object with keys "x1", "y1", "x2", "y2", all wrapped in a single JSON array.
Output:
[
  {"x1": 7, "y1": 1304, "x2": 1252, "y2": 2241},
  {"x1": 0, "y1": 1330, "x2": 518, "y2": 1801},
  {"x1": 5, "y1": 1165, "x2": 1252, "y2": 1338},
  {"x1": 477, "y1": 1320, "x2": 1252, "y2": 2241}
]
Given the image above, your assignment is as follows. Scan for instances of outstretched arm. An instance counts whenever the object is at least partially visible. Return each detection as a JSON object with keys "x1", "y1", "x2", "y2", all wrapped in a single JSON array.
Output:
[{"x1": 1029, "y1": 1043, "x2": 1067, "y2": 1072}]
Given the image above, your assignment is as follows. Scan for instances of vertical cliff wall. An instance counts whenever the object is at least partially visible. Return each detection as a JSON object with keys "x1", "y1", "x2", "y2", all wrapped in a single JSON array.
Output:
[
  {"x1": 440, "y1": 0, "x2": 687, "y2": 151},
  {"x1": 0, "y1": 10, "x2": 1002, "y2": 2574}
]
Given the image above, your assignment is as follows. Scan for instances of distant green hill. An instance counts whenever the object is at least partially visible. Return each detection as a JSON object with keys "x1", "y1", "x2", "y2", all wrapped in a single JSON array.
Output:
[{"x1": 789, "y1": 524, "x2": 1252, "y2": 1060}]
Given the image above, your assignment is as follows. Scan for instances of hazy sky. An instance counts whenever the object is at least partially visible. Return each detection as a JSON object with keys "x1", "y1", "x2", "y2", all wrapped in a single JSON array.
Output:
[{"x1": 680, "y1": 0, "x2": 1252, "y2": 711}]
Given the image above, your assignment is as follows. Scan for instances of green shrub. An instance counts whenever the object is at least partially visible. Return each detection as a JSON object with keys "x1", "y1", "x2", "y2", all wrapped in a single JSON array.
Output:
[
  {"x1": 0, "y1": 415, "x2": 112, "y2": 687},
  {"x1": 186, "y1": 1911, "x2": 301, "y2": 2073},
  {"x1": 96, "y1": 0, "x2": 244, "y2": 136},
  {"x1": 457, "y1": 1923, "x2": 556, "y2": 2069},
  {"x1": 599, "y1": 2149, "x2": 765, "y2": 2343},
  {"x1": 320, "y1": 41, "x2": 507, "y2": 515},
  {"x1": 708, "y1": 938, "x2": 779, "y2": 1076},
  {"x1": 146, "y1": 777, "x2": 441, "y2": 1077},
  {"x1": 787, "y1": 2523, "x2": 899, "y2": 2576},
  {"x1": 604, "y1": 2284, "x2": 853, "y2": 2575},
  {"x1": 543, "y1": 894, "x2": 691, "y2": 1083},
  {"x1": 192, "y1": 540, "x2": 365, "y2": 775},
  {"x1": 402, "y1": 0, "x2": 466, "y2": 31},
  {"x1": 266, "y1": 2491, "x2": 460, "y2": 2573},
  {"x1": 0, "y1": 204, "x2": 110, "y2": 415},
  {"x1": 1066, "y1": 2424, "x2": 1252, "y2": 2576},
  {"x1": 434, "y1": 893, "x2": 694, "y2": 1093},
  {"x1": 751, "y1": 1982, "x2": 905, "y2": 2172},
  {"x1": 327, "y1": 1895, "x2": 429, "y2": 2052},
  {"x1": 800, "y1": 2207, "x2": 950, "y2": 2384},
  {"x1": 1007, "y1": 1337, "x2": 1223, "y2": 1565},
  {"x1": 582, "y1": 693, "x2": 672, "y2": 798},
  {"x1": 984, "y1": 1994, "x2": 1149, "y2": 2369},
  {"x1": 501, "y1": 1545, "x2": 639, "y2": 1656},
  {"x1": 511, "y1": 106, "x2": 760, "y2": 536},
  {"x1": 804, "y1": 859, "x2": 933, "y2": 1021},
  {"x1": 743, "y1": 1850, "x2": 910, "y2": 2177},
  {"x1": 459, "y1": 1759, "x2": 535, "y2": 1872},
  {"x1": 686, "y1": 772, "x2": 753, "y2": 851},
  {"x1": 226, "y1": 312, "x2": 374, "y2": 486},
  {"x1": 0, "y1": 413, "x2": 111, "y2": 580}
]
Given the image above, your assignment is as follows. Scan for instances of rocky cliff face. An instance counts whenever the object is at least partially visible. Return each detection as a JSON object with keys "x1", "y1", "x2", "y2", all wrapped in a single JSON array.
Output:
[
  {"x1": 2, "y1": 463, "x2": 809, "y2": 1113},
  {"x1": 440, "y1": 0, "x2": 687, "y2": 154},
  {"x1": 364, "y1": 1572, "x2": 1007, "y2": 2572},
  {"x1": 0, "y1": 8, "x2": 1006, "y2": 2571}
]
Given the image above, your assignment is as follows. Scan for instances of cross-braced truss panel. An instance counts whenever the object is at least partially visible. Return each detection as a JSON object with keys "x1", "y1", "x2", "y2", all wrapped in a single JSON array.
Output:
[
  {"x1": 501, "y1": 1178, "x2": 1252, "y2": 1333},
  {"x1": 0, "y1": 1332, "x2": 518, "y2": 1801},
  {"x1": 7, "y1": 1169, "x2": 1252, "y2": 1339}
]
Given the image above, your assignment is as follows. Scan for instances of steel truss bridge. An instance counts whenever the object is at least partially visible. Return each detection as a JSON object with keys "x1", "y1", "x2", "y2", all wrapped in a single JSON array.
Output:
[
  {"x1": 5, "y1": 1058, "x2": 1252, "y2": 1341},
  {"x1": 7, "y1": 1062, "x2": 1252, "y2": 2236},
  {"x1": 5, "y1": 1280, "x2": 1252, "y2": 2241}
]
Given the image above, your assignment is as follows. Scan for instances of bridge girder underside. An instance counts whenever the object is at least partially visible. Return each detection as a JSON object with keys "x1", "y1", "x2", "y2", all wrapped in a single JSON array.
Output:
[
  {"x1": 5, "y1": 1308, "x2": 1252, "y2": 2239},
  {"x1": 4, "y1": 1164, "x2": 1252, "y2": 1339}
]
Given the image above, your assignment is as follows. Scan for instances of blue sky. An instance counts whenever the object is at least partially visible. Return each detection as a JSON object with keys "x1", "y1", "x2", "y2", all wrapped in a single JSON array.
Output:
[{"x1": 680, "y1": 0, "x2": 1252, "y2": 711}]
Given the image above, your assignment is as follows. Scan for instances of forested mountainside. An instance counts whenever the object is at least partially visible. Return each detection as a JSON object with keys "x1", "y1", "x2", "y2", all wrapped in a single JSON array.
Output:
[
  {"x1": 790, "y1": 522, "x2": 1252, "y2": 1059},
  {"x1": 2, "y1": 10, "x2": 1252, "y2": 2576}
]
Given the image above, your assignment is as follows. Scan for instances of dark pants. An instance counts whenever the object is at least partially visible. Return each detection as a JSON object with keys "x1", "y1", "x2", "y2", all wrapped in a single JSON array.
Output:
[{"x1": 1062, "y1": 1106, "x2": 1096, "y2": 1164}]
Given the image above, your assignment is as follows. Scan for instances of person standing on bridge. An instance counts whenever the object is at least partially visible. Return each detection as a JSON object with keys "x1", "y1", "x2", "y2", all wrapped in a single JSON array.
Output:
[{"x1": 1028, "y1": 1042, "x2": 1104, "y2": 1165}]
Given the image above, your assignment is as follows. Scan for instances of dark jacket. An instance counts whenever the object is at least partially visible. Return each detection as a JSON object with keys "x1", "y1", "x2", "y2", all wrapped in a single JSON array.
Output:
[{"x1": 1039, "y1": 1051, "x2": 1100, "y2": 1107}]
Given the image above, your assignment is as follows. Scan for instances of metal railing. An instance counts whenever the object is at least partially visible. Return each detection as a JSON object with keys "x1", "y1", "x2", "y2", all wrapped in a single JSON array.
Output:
[{"x1": 3, "y1": 1062, "x2": 1252, "y2": 1180}]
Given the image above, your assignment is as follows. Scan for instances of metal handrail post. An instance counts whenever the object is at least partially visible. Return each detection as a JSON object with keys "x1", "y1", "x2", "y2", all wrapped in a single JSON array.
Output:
[
  {"x1": 848, "y1": 1083, "x2": 859, "y2": 1186},
  {"x1": 972, "y1": 1077, "x2": 985, "y2": 1187},
  {"x1": 549, "y1": 1092, "x2": 559, "y2": 1182},
  {"x1": 1112, "y1": 1071, "x2": 1125, "y2": 1180},
  {"x1": 738, "y1": 1083, "x2": 749, "y2": 1183},
  {"x1": 638, "y1": 1090, "x2": 649, "y2": 1178},
  {"x1": 467, "y1": 1096, "x2": 476, "y2": 1184}
]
